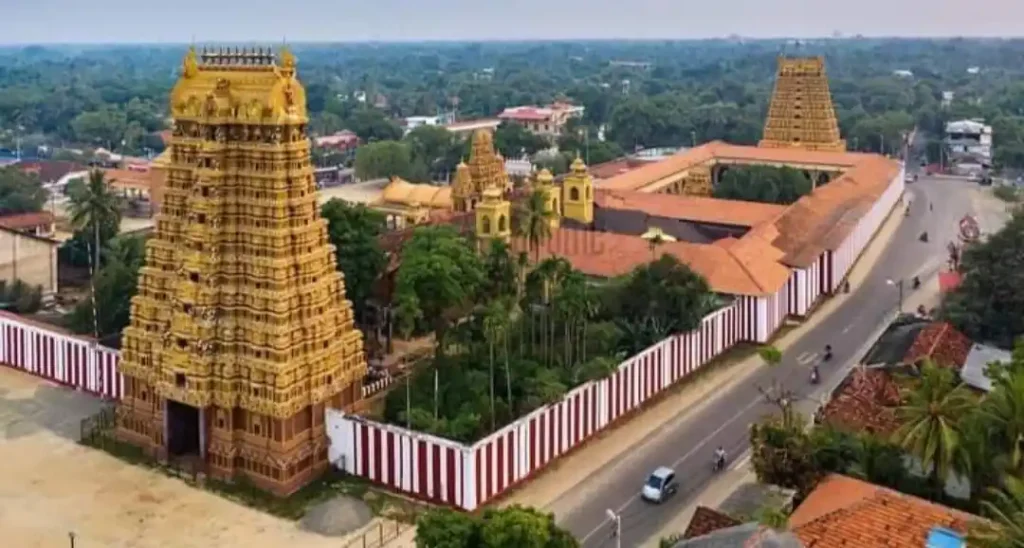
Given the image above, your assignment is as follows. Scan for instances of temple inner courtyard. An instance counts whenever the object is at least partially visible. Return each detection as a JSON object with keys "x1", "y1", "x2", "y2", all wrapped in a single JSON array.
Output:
[{"x1": 0, "y1": 367, "x2": 369, "y2": 548}]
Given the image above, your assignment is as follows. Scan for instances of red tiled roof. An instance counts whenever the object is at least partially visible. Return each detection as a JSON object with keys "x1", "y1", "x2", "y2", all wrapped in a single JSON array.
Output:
[
  {"x1": 595, "y1": 189, "x2": 788, "y2": 228},
  {"x1": 791, "y1": 474, "x2": 978, "y2": 547},
  {"x1": 821, "y1": 368, "x2": 902, "y2": 436},
  {"x1": 498, "y1": 107, "x2": 553, "y2": 121},
  {"x1": 512, "y1": 227, "x2": 791, "y2": 296},
  {"x1": 588, "y1": 158, "x2": 639, "y2": 180},
  {"x1": 0, "y1": 212, "x2": 55, "y2": 230},
  {"x1": 683, "y1": 506, "x2": 741, "y2": 539},
  {"x1": 902, "y1": 322, "x2": 972, "y2": 369},
  {"x1": 16, "y1": 160, "x2": 87, "y2": 183}
]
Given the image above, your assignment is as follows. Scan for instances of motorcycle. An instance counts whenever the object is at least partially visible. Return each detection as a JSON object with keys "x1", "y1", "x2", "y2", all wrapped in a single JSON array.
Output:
[
  {"x1": 810, "y1": 366, "x2": 820, "y2": 385},
  {"x1": 712, "y1": 454, "x2": 726, "y2": 473},
  {"x1": 920, "y1": 231, "x2": 929, "y2": 242},
  {"x1": 823, "y1": 345, "x2": 833, "y2": 362},
  {"x1": 912, "y1": 276, "x2": 921, "y2": 289}
]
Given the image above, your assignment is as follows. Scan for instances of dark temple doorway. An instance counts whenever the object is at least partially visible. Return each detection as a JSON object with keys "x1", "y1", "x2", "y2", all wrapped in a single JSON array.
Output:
[{"x1": 166, "y1": 400, "x2": 201, "y2": 457}]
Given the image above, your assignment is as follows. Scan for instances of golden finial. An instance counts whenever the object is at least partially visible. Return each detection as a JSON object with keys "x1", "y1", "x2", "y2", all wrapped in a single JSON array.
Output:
[
  {"x1": 279, "y1": 46, "x2": 297, "y2": 69},
  {"x1": 571, "y1": 156, "x2": 587, "y2": 173},
  {"x1": 536, "y1": 168, "x2": 554, "y2": 185},
  {"x1": 183, "y1": 46, "x2": 199, "y2": 78}
]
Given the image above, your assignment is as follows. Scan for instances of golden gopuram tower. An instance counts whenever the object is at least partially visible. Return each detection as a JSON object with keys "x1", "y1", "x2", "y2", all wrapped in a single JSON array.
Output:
[
  {"x1": 115, "y1": 46, "x2": 367, "y2": 496},
  {"x1": 759, "y1": 56, "x2": 846, "y2": 152},
  {"x1": 467, "y1": 130, "x2": 509, "y2": 203}
]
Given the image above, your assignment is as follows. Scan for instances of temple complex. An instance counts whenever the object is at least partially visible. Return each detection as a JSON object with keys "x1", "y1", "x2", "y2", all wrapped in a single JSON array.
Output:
[
  {"x1": 759, "y1": 56, "x2": 846, "y2": 153},
  {"x1": 115, "y1": 46, "x2": 367, "y2": 496}
]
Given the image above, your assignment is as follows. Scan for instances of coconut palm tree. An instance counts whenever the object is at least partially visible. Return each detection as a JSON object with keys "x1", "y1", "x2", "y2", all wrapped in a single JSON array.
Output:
[
  {"x1": 66, "y1": 169, "x2": 124, "y2": 271},
  {"x1": 978, "y1": 362, "x2": 1024, "y2": 478},
  {"x1": 515, "y1": 188, "x2": 554, "y2": 262},
  {"x1": 893, "y1": 360, "x2": 975, "y2": 497},
  {"x1": 970, "y1": 477, "x2": 1024, "y2": 548}
]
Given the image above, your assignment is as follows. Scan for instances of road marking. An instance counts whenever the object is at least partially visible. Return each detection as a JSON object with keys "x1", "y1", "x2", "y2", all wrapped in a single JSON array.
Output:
[
  {"x1": 796, "y1": 352, "x2": 818, "y2": 365},
  {"x1": 577, "y1": 396, "x2": 763, "y2": 545},
  {"x1": 842, "y1": 326, "x2": 851, "y2": 334},
  {"x1": 729, "y1": 452, "x2": 751, "y2": 472}
]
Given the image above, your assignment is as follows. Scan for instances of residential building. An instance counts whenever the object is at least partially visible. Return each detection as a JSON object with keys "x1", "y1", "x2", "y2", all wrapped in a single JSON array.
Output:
[
  {"x1": 944, "y1": 119, "x2": 992, "y2": 172},
  {"x1": 677, "y1": 475, "x2": 979, "y2": 548},
  {"x1": 0, "y1": 212, "x2": 56, "y2": 238},
  {"x1": 498, "y1": 101, "x2": 585, "y2": 139},
  {"x1": 0, "y1": 225, "x2": 59, "y2": 296},
  {"x1": 314, "y1": 130, "x2": 360, "y2": 154}
]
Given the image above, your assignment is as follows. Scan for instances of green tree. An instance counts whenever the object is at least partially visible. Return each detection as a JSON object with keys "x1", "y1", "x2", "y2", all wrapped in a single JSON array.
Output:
[
  {"x1": 893, "y1": 360, "x2": 975, "y2": 497},
  {"x1": 0, "y1": 167, "x2": 47, "y2": 214},
  {"x1": 970, "y1": 477, "x2": 1024, "y2": 547},
  {"x1": 320, "y1": 199, "x2": 387, "y2": 323},
  {"x1": 610, "y1": 254, "x2": 716, "y2": 335},
  {"x1": 416, "y1": 508, "x2": 479, "y2": 548},
  {"x1": 70, "y1": 107, "x2": 128, "y2": 147},
  {"x1": 346, "y1": 107, "x2": 404, "y2": 142},
  {"x1": 395, "y1": 226, "x2": 484, "y2": 417},
  {"x1": 354, "y1": 140, "x2": 422, "y2": 181},
  {"x1": 65, "y1": 170, "x2": 124, "y2": 270},
  {"x1": 67, "y1": 235, "x2": 146, "y2": 338},
  {"x1": 713, "y1": 165, "x2": 813, "y2": 205},
  {"x1": 404, "y1": 125, "x2": 463, "y2": 178},
  {"x1": 494, "y1": 123, "x2": 549, "y2": 158},
  {"x1": 515, "y1": 189, "x2": 555, "y2": 261},
  {"x1": 480, "y1": 239, "x2": 518, "y2": 300},
  {"x1": 758, "y1": 345, "x2": 783, "y2": 367},
  {"x1": 943, "y1": 211, "x2": 1024, "y2": 349}
]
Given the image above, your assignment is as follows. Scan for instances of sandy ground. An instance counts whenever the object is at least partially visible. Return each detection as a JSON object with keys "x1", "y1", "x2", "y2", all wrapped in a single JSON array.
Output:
[{"x1": 0, "y1": 367, "x2": 398, "y2": 548}]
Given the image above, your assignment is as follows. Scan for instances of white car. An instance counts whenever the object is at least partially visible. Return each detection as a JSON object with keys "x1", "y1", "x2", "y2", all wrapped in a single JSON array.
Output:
[{"x1": 641, "y1": 466, "x2": 678, "y2": 503}]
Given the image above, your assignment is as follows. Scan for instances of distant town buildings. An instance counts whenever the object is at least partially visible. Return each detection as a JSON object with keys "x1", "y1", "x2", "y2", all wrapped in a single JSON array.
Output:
[
  {"x1": 944, "y1": 119, "x2": 992, "y2": 174},
  {"x1": 498, "y1": 102, "x2": 585, "y2": 139},
  {"x1": 892, "y1": 69, "x2": 914, "y2": 78},
  {"x1": 315, "y1": 130, "x2": 360, "y2": 154}
]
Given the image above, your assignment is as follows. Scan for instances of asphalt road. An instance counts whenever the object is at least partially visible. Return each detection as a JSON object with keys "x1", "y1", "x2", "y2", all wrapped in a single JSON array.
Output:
[{"x1": 556, "y1": 176, "x2": 989, "y2": 547}]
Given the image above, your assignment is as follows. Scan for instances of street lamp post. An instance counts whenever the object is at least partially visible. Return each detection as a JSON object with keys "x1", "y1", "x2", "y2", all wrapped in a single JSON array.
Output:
[
  {"x1": 606, "y1": 509, "x2": 622, "y2": 548},
  {"x1": 68, "y1": 532, "x2": 76, "y2": 548},
  {"x1": 886, "y1": 278, "x2": 904, "y2": 313}
]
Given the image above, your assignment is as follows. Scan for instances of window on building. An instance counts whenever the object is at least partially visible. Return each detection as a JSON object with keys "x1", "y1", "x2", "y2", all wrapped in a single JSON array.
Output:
[{"x1": 570, "y1": 187, "x2": 580, "y2": 201}]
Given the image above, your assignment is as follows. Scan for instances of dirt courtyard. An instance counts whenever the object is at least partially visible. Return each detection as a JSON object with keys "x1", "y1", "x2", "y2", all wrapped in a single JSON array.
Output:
[{"x1": 0, "y1": 367, "x2": 373, "y2": 548}]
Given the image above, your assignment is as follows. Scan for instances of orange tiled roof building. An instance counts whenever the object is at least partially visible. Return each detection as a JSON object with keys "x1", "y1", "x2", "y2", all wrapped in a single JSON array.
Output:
[{"x1": 115, "y1": 46, "x2": 367, "y2": 496}]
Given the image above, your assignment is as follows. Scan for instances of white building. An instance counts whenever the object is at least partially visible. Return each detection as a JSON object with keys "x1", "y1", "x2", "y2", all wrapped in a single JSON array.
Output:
[{"x1": 945, "y1": 119, "x2": 993, "y2": 171}]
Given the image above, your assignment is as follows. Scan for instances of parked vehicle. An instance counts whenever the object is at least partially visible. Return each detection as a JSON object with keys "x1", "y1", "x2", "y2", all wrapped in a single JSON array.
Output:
[{"x1": 641, "y1": 466, "x2": 678, "y2": 503}]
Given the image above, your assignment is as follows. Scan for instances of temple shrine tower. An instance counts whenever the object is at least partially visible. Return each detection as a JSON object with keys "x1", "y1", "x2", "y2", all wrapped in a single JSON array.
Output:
[
  {"x1": 115, "y1": 46, "x2": 367, "y2": 495},
  {"x1": 759, "y1": 56, "x2": 846, "y2": 153}
]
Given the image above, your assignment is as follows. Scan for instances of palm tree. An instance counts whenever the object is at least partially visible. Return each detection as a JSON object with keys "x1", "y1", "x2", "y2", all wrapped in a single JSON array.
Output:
[
  {"x1": 893, "y1": 360, "x2": 975, "y2": 497},
  {"x1": 67, "y1": 169, "x2": 124, "y2": 270},
  {"x1": 978, "y1": 363, "x2": 1024, "y2": 479},
  {"x1": 483, "y1": 301, "x2": 504, "y2": 431},
  {"x1": 515, "y1": 189, "x2": 554, "y2": 262},
  {"x1": 970, "y1": 477, "x2": 1024, "y2": 547}
]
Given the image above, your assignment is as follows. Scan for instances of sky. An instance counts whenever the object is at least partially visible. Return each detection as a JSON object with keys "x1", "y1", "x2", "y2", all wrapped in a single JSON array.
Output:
[{"x1": 2, "y1": 0, "x2": 1023, "y2": 44}]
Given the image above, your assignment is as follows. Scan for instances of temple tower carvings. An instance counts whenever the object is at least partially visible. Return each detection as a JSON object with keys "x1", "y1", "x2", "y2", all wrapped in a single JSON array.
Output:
[
  {"x1": 759, "y1": 55, "x2": 846, "y2": 153},
  {"x1": 115, "y1": 46, "x2": 367, "y2": 496}
]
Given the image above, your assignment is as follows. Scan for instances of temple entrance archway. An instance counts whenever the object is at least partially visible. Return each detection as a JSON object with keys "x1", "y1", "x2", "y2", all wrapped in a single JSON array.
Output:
[{"x1": 166, "y1": 400, "x2": 201, "y2": 457}]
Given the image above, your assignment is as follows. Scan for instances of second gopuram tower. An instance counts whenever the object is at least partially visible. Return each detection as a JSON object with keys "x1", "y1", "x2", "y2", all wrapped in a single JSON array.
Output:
[
  {"x1": 115, "y1": 46, "x2": 367, "y2": 496},
  {"x1": 759, "y1": 55, "x2": 846, "y2": 153}
]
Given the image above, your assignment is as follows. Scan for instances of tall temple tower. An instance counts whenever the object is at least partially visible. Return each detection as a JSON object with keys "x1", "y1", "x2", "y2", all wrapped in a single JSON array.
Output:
[
  {"x1": 115, "y1": 47, "x2": 367, "y2": 496},
  {"x1": 475, "y1": 183, "x2": 511, "y2": 248},
  {"x1": 759, "y1": 56, "x2": 846, "y2": 153},
  {"x1": 467, "y1": 130, "x2": 509, "y2": 198},
  {"x1": 451, "y1": 161, "x2": 473, "y2": 212},
  {"x1": 533, "y1": 168, "x2": 561, "y2": 231}
]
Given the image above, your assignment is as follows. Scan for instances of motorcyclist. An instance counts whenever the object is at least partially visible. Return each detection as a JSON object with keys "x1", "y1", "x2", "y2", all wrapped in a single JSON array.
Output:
[
  {"x1": 714, "y1": 447, "x2": 727, "y2": 469},
  {"x1": 913, "y1": 276, "x2": 921, "y2": 289},
  {"x1": 810, "y1": 364, "x2": 820, "y2": 384},
  {"x1": 824, "y1": 344, "x2": 833, "y2": 360}
]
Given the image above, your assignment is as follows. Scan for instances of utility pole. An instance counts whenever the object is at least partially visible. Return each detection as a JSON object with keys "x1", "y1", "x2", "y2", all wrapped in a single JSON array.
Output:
[{"x1": 606, "y1": 509, "x2": 621, "y2": 548}]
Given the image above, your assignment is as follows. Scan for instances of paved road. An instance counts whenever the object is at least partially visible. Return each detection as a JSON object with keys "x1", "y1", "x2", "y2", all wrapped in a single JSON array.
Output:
[{"x1": 556, "y1": 176, "x2": 992, "y2": 547}]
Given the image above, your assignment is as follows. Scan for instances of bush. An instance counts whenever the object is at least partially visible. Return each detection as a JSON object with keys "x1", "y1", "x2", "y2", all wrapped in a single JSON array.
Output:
[
  {"x1": 993, "y1": 184, "x2": 1020, "y2": 202},
  {"x1": 0, "y1": 279, "x2": 44, "y2": 314}
]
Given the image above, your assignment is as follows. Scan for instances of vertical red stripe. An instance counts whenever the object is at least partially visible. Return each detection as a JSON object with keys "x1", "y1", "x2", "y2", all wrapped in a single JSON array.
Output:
[
  {"x1": 446, "y1": 447, "x2": 457, "y2": 505},
  {"x1": 475, "y1": 444, "x2": 484, "y2": 504},
  {"x1": 573, "y1": 393, "x2": 581, "y2": 445},
  {"x1": 386, "y1": 431, "x2": 395, "y2": 487},
  {"x1": 373, "y1": 428, "x2": 383, "y2": 482},
  {"x1": 417, "y1": 440, "x2": 428, "y2": 496},
  {"x1": 506, "y1": 430, "x2": 514, "y2": 485},
  {"x1": 431, "y1": 444, "x2": 442, "y2": 502},
  {"x1": 358, "y1": 425, "x2": 369, "y2": 476},
  {"x1": 496, "y1": 436, "x2": 505, "y2": 492},
  {"x1": 528, "y1": 417, "x2": 536, "y2": 472}
]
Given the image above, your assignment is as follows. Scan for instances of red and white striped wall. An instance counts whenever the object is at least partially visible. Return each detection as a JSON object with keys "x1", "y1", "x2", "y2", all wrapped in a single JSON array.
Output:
[
  {"x1": 326, "y1": 412, "x2": 475, "y2": 508},
  {"x1": 327, "y1": 303, "x2": 756, "y2": 510},
  {"x1": 829, "y1": 168, "x2": 905, "y2": 292},
  {"x1": 0, "y1": 312, "x2": 123, "y2": 400},
  {"x1": 362, "y1": 375, "x2": 393, "y2": 399},
  {"x1": 785, "y1": 259, "x2": 824, "y2": 317}
]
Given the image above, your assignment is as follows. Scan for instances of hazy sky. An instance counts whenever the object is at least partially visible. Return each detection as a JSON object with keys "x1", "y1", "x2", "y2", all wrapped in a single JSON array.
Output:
[{"x1": 2, "y1": 0, "x2": 1022, "y2": 44}]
